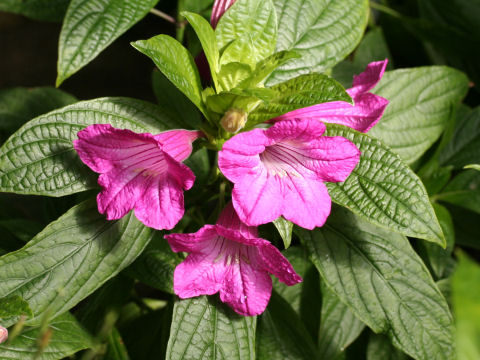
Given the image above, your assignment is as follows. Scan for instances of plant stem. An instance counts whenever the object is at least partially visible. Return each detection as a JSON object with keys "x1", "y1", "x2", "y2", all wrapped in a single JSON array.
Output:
[
  {"x1": 149, "y1": 8, "x2": 176, "y2": 24},
  {"x1": 369, "y1": 1, "x2": 403, "y2": 20}
]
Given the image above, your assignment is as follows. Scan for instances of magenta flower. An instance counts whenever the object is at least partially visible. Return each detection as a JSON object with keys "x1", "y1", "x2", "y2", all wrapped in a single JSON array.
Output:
[
  {"x1": 218, "y1": 119, "x2": 360, "y2": 229},
  {"x1": 74, "y1": 124, "x2": 202, "y2": 230},
  {"x1": 165, "y1": 202, "x2": 302, "y2": 316},
  {"x1": 0, "y1": 326, "x2": 7, "y2": 344},
  {"x1": 272, "y1": 60, "x2": 389, "y2": 133},
  {"x1": 211, "y1": 0, "x2": 236, "y2": 28}
]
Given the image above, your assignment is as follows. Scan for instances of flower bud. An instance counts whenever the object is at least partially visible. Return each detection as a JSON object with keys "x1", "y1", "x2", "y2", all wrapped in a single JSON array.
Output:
[
  {"x1": 0, "y1": 326, "x2": 8, "y2": 344},
  {"x1": 220, "y1": 108, "x2": 247, "y2": 133}
]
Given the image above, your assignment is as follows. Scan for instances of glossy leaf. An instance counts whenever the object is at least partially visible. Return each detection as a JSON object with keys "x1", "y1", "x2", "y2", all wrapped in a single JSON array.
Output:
[
  {"x1": 273, "y1": 216, "x2": 293, "y2": 249},
  {"x1": 0, "y1": 87, "x2": 76, "y2": 132},
  {"x1": 57, "y1": 0, "x2": 159, "y2": 85},
  {"x1": 216, "y1": 0, "x2": 277, "y2": 67},
  {"x1": 367, "y1": 334, "x2": 407, "y2": 360},
  {"x1": 318, "y1": 284, "x2": 365, "y2": 360},
  {"x1": 0, "y1": 296, "x2": 33, "y2": 325},
  {"x1": 267, "y1": 0, "x2": 369, "y2": 85},
  {"x1": 370, "y1": 66, "x2": 469, "y2": 164},
  {"x1": 437, "y1": 170, "x2": 480, "y2": 214},
  {"x1": 325, "y1": 124, "x2": 444, "y2": 245},
  {"x1": 256, "y1": 291, "x2": 319, "y2": 360},
  {"x1": 440, "y1": 107, "x2": 480, "y2": 169},
  {"x1": 297, "y1": 207, "x2": 454, "y2": 360},
  {"x1": 247, "y1": 74, "x2": 351, "y2": 127},
  {"x1": 0, "y1": 312, "x2": 93, "y2": 359},
  {"x1": 452, "y1": 252, "x2": 480, "y2": 360},
  {"x1": 0, "y1": 0, "x2": 70, "y2": 22},
  {"x1": 0, "y1": 97, "x2": 176, "y2": 197},
  {"x1": 0, "y1": 200, "x2": 154, "y2": 326},
  {"x1": 132, "y1": 35, "x2": 207, "y2": 116},
  {"x1": 166, "y1": 295, "x2": 256, "y2": 360},
  {"x1": 125, "y1": 235, "x2": 181, "y2": 294}
]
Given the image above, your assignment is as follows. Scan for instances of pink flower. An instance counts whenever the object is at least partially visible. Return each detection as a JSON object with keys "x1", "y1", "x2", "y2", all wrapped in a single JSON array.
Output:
[
  {"x1": 165, "y1": 202, "x2": 302, "y2": 316},
  {"x1": 0, "y1": 326, "x2": 7, "y2": 344},
  {"x1": 272, "y1": 60, "x2": 389, "y2": 133},
  {"x1": 211, "y1": 0, "x2": 236, "y2": 28},
  {"x1": 218, "y1": 119, "x2": 360, "y2": 229},
  {"x1": 74, "y1": 124, "x2": 202, "y2": 230}
]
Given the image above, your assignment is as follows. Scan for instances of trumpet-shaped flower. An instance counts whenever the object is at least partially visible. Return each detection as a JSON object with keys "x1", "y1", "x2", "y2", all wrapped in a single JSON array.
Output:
[
  {"x1": 74, "y1": 124, "x2": 202, "y2": 230},
  {"x1": 272, "y1": 60, "x2": 389, "y2": 133},
  {"x1": 0, "y1": 326, "x2": 7, "y2": 344},
  {"x1": 218, "y1": 119, "x2": 360, "y2": 229},
  {"x1": 211, "y1": 0, "x2": 236, "y2": 28},
  {"x1": 165, "y1": 202, "x2": 302, "y2": 316}
]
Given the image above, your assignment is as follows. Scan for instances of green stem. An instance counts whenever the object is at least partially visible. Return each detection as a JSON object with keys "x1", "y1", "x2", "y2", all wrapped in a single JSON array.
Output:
[
  {"x1": 149, "y1": 8, "x2": 176, "y2": 24},
  {"x1": 369, "y1": 1, "x2": 403, "y2": 19}
]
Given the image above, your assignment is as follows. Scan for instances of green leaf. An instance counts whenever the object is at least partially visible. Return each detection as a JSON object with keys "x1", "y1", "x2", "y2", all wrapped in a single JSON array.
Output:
[
  {"x1": 0, "y1": 0, "x2": 70, "y2": 21},
  {"x1": 418, "y1": 203, "x2": 455, "y2": 280},
  {"x1": 0, "y1": 296, "x2": 33, "y2": 324},
  {"x1": 318, "y1": 284, "x2": 365, "y2": 360},
  {"x1": 354, "y1": 27, "x2": 393, "y2": 71},
  {"x1": 125, "y1": 235, "x2": 181, "y2": 294},
  {"x1": 325, "y1": 124, "x2": 444, "y2": 245},
  {"x1": 216, "y1": 0, "x2": 277, "y2": 67},
  {"x1": 0, "y1": 199, "x2": 154, "y2": 327},
  {"x1": 0, "y1": 97, "x2": 175, "y2": 197},
  {"x1": 0, "y1": 312, "x2": 93, "y2": 359},
  {"x1": 184, "y1": 148, "x2": 211, "y2": 186},
  {"x1": 247, "y1": 74, "x2": 351, "y2": 127},
  {"x1": 297, "y1": 207, "x2": 454, "y2": 360},
  {"x1": 152, "y1": 70, "x2": 202, "y2": 129},
  {"x1": 132, "y1": 35, "x2": 207, "y2": 116},
  {"x1": 452, "y1": 252, "x2": 480, "y2": 360},
  {"x1": 0, "y1": 87, "x2": 76, "y2": 133},
  {"x1": 166, "y1": 295, "x2": 256, "y2": 360},
  {"x1": 465, "y1": 164, "x2": 480, "y2": 171},
  {"x1": 0, "y1": 219, "x2": 44, "y2": 243},
  {"x1": 367, "y1": 334, "x2": 407, "y2": 360},
  {"x1": 256, "y1": 291, "x2": 319, "y2": 360},
  {"x1": 178, "y1": 0, "x2": 213, "y2": 15},
  {"x1": 57, "y1": 0, "x2": 159, "y2": 85},
  {"x1": 436, "y1": 170, "x2": 480, "y2": 214},
  {"x1": 105, "y1": 327, "x2": 130, "y2": 360},
  {"x1": 370, "y1": 66, "x2": 469, "y2": 164},
  {"x1": 440, "y1": 107, "x2": 480, "y2": 169},
  {"x1": 218, "y1": 62, "x2": 254, "y2": 93},
  {"x1": 273, "y1": 217, "x2": 293, "y2": 249},
  {"x1": 448, "y1": 205, "x2": 480, "y2": 250},
  {"x1": 182, "y1": 11, "x2": 220, "y2": 89},
  {"x1": 266, "y1": 0, "x2": 369, "y2": 85}
]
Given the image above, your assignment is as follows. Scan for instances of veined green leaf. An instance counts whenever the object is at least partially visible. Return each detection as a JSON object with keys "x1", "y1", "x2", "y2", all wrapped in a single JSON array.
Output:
[
  {"x1": 256, "y1": 291, "x2": 318, "y2": 360},
  {"x1": 166, "y1": 296, "x2": 256, "y2": 360},
  {"x1": 436, "y1": 170, "x2": 480, "y2": 214},
  {"x1": 297, "y1": 207, "x2": 454, "y2": 360},
  {"x1": 440, "y1": 107, "x2": 480, "y2": 169},
  {"x1": 318, "y1": 284, "x2": 365, "y2": 360},
  {"x1": 247, "y1": 74, "x2": 351, "y2": 127},
  {"x1": 132, "y1": 35, "x2": 207, "y2": 116},
  {"x1": 216, "y1": 0, "x2": 277, "y2": 67},
  {"x1": 267, "y1": 0, "x2": 369, "y2": 85},
  {"x1": 0, "y1": 200, "x2": 154, "y2": 326},
  {"x1": 0, "y1": 0, "x2": 70, "y2": 22},
  {"x1": 105, "y1": 327, "x2": 131, "y2": 360},
  {"x1": 452, "y1": 252, "x2": 480, "y2": 360},
  {"x1": 325, "y1": 124, "x2": 444, "y2": 245},
  {"x1": 57, "y1": 0, "x2": 159, "y2": 85},
  {"x1": 182, "y1": 11, "x2": 220, "y2": 89},
  {"x1": 370, "y1": 66, "x2": 469, "y2": 164},
  {"x1": 0, "y1": 97, "x2": 175, "y2": 197},
  {"x1": 0, "y1": 296, "x2": 33, "y2": 325},
  {"x1": 273, "y1": 216, "x2": 293, "y2": 249},
  {"x1": 218, "y1": 62, "x2": 254, "y2": 92},
  {"x1": 367, "y1": 334, "x2": 407, "y2": 360},
  {"x1": 0, "y1": 312, "x2": 93, "y2": 359},
  {"x1": 0, "y1": 87, "x2": 76, "y2": 132}
]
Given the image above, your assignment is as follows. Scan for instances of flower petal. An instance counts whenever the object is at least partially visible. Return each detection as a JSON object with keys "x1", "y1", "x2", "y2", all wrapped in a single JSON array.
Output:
[
  {"x1": 154, "y1": 130, "x2": 203, "y2": 162},
  {"x1": 265, "y1": 118, "x2": 326, "y2": 143},
  {"x1": 216, "y1": 202, "x2": 259, "y2": 238},
  {"x1": 219, "y1": 246, "x2": 272, "y2": 316},
  {"x1": 258, "y1": 243, "x2": 303, "y2": 286},
  {"x1": 281, "y1": 176, "x2": 331, "y2": 229},
  {"x1": 211, "y1": 0, "x2": 236, "y2": 28},
  {"x1": 349, "y1": 59, "x2": 388, "y2": 97},
  {"x1": 166, "y1": 225, "x2": 218, "y2": 253}
]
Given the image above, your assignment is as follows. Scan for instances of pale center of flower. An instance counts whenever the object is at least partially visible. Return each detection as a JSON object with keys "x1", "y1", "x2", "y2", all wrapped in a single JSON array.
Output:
[
  {"x1": 259, "y1": 141, "x2": 307, "y2": 178},
  {"x1": 212, "y1": 236, "x2": 251, "y2": 266},
  {"x1": 126, "y1": 143, "x2": 169, "y2": 177}
]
